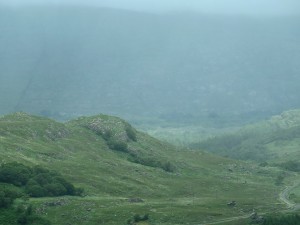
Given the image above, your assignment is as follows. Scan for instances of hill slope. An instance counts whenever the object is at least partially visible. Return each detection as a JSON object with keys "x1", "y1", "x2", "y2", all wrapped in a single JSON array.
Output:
[
  {"x1": 193, "y1": 109, "x2": 300, "y2": 164},
  {"x1": 0, "y1": 112, "x2": 288, "y2": 225},
  {"x1": 0, "y1": 5, "x2": 300, "y2": 125}
]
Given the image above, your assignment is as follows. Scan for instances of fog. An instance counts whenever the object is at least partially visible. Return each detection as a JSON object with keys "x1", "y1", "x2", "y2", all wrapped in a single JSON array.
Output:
[
  {"x1": 2, "y1": 0, "x2": 300, "y2": 15},
  {"x1": 1, "y1": 0, "x2": 300, "y2": 126}
]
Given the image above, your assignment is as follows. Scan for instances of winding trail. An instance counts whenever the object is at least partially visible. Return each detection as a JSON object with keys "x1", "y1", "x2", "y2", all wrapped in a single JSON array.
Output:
[
  {"x1": 30, "y1": 179, "x2": 300, "y2": 225},
  {"x1": 279, "y1": 180, "x2": 300, "y2": 211},
  {"x1": 197, "y1": 179, "x2": 300, "y2": 225},
  {"x1": 196, "y1": 214, "x2": 252, "y2": 225}
]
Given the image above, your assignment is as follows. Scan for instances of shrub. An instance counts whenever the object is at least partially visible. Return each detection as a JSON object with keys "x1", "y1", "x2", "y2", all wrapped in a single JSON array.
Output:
[
  {"x1": 100, "y1": 130, "x2": 112, "y2": 141},
  {"x1": 107, "y1": 140, "x2": 128, "y2": 152},
  {"x1": 0, "y1": 162, "x2": 82, "y2": 197},
  {"x1": 280, "y1": 161, "x2": 300, "y2": 172},
  {"x1": 26, "y1": 185, "x2": 46, "y2": 197},
  {"x1": 125, "y1": 125, "x2": 137, "y2": 142},
  {"x1": 0, "y1": 189, "x2": 20, "y2": 208},
  {"x1": 129, "y1": 154, "x2": 175, "y2": 172},
  {"x1": 17, "y1": 204, "x2": 51, "y2": 225},
  {"x1": 53, "y1": 177, "x2": 76, "y2": 195},
  {"x1": 44, "y1": 183, "x2": 67, "y2": 196},
  {"x1": 161, "y1": 161, "x2": 175, "y2": 172},
  {"x1": 0, "y1": 191, "x2": 14, "y2": 208},
  {"x1": 0, "y1": 162, "x2": 32, "y2": 186},
  {"x1": 127, "y1": 214, "x2": 149, "y2": 224}
]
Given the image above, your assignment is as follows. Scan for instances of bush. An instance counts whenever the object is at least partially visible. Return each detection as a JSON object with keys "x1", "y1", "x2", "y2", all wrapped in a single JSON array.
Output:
[
  {"x1": 0, "y1": 191, "x2": 14, "y2": 208},
  {"x1": 107, "y1": 140, "x2": 128, "y2": 152},
  {"x1": 129, "y1": 154, "x2": 175, "y2": 172},
  {"x1": 0, "y1": 162, "x2": 82, "y2": 197},
  {"x1": 0, "y1": 188, "x2": 21, "y2": 208},
  {"x1": 125, "y1": 125, "x2": 137, "y2": 142},
  {"x1": 280, "y1": 161, "x2": 300, "y2": 172},
  {"x1": 0, "y1": 162, "x2": 32, "y2": 186},
  {"x1": 45, "y1": 183, "x2": 67, "y2": 196},
  {"x1": 99, "y1": 130, "x2": 112, "y2": 141},
  {"x1": 25, "y1": 185, "x2": 46, "y2": 197},
  {"x1": 127, "y1": 214, "x2": 149, "y2": 224},
  {"x1": 161, "y1": 161, "x2": 175, "y2": 172},
  {"x1": 53, "y1": 177, "x2": 76, "y2": 195},
  {"x1": 17, "y1": 204, "x2": 51, "y2": 225},
  {"x1": 134, "y1": 214, "x2": 149, "y2": 222}
]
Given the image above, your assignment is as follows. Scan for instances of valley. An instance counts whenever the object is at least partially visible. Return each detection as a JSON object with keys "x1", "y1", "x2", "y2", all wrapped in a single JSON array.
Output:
[
  {"x1": 1, "y1": 3, "x2": 300, "y2": 225},
  {"x1": 0, "y1": 112, "x2": 299, "y2": 224}
]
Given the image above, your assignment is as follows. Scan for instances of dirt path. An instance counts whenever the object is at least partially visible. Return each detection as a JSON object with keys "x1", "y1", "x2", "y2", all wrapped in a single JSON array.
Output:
[
  {"x1": 30, "y1": 180, "x2": 300, "y2": 225},
  {"x1": 196, "y1": 214, "x2": 252, "y2": 225},
  {"x1": 279, "y1": 180, "x2": 300, "y2": 211},
  {"x1": 197, "y1": 179, "x2": 300, "y2": 225}
]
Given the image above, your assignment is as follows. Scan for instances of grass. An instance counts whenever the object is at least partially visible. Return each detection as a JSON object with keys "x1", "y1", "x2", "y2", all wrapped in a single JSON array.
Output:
[
  {"x1": 0, "y1": 112, "x2": 292, "y2": 224},
  {"x1": 290, "y1": 186, "x2": 300, "y2": 204},
  {"x1": 137, "y1": 124, "x2": 240, "y2": 146},
  {"x1": 191, "y1": 109, "x2": 300, "y2": 165}
]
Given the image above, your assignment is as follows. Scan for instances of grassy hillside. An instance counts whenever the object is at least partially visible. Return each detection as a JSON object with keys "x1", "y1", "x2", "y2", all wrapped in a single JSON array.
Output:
[
  {"x1": 192, "y1": 109, "x2": 300, "y2": 165},
  {"x1": 0, "y1": 112, "x2": 290, "y2": 225},
  {"x1": 0, "y1": 5, "x2": 300, "y2": 126}
]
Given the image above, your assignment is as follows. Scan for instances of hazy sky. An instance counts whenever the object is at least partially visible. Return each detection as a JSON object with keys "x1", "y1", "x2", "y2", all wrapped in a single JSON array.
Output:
[{"x1": 1, "y1": 0, "x2": 300, "y2": 15}]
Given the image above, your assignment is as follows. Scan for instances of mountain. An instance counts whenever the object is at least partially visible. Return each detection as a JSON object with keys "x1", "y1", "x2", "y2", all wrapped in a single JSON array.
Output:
[
  {"x1": 192, "y1": 109, "x2": 300, "y2": 165},
  {"x1": 0, "y1": 112, "x2": 286, "y2": 225},
  {"x1": 0, "y1": 5, "x2": 300, "y2": 125}
]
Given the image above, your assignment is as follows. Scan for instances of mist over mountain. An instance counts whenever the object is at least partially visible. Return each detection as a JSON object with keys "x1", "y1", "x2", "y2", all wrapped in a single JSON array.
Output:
[
  {"x1": 1, "y1": 5, "x2": 300, "y2": 124},
  {"x1": 1, "y1": 4, "x2": 300, "y2": 224}
]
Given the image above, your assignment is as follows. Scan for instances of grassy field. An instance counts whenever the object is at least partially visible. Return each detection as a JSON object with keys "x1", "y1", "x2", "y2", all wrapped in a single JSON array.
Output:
[{"x1": 0, "y1": 112, "x2": 292, "y2": 224}]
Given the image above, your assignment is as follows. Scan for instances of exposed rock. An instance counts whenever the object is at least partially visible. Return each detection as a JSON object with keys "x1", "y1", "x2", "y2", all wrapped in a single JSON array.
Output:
[{"x1": 227, "y1": 201, "x2": 236, "y2": 207}]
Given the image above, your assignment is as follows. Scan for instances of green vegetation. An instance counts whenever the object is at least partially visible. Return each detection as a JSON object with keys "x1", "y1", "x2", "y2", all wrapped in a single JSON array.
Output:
[
  {"x1": 0, "y1": 162, "x2": 82, "y2": 197},
  {"x1": 290, "y1": 186, "x2": 300, "y2": 204},
  {"x1": 0, "y1": 184, "x2": 51, "y2": 225},
  {"x1": 192, "y1": 110, "x2": 300, "y2": 165},
  {"x1": 70, "y1": 114, "x2": 174, "y2": 172},
  {"x1": 0, "y1": 112, "x2": 294, "y2": 225},
  {"x1": 16, "y1": 204, "x2": 51, "y2": 225},
  {"x1": 0, "y1": 162, "x2": 81, "y2": 224},
  {"x1": 262, "y1": 214, "x2": 300, "y2": 225},
  {"x1": 0, "y1": 202, "x2": 51, "y2": 225},
  {"x1": 278, "y1": 161, "x2": 300, "y2": 172},
  {"x1": 128, "y1": 153, "x2": 175, "y2": 172},
  {"x1": 0, "y1": 187, "x2": 21, "y2": 208},
  {"x1": 127, "y1": 214, "x2": 149, "y2": 225}
]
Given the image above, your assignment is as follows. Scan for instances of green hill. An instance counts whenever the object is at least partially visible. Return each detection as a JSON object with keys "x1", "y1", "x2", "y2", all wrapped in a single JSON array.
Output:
[
  {"x1": 192, "y1": 109, "x2": 300, "y2": 165},
  {"x1": 0, "y1": 112, "x2": 289, "y2": 225}
]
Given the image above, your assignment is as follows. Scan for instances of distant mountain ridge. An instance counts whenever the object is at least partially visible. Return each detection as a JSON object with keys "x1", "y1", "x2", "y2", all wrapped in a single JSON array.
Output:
[{"x1": 0, "y1": 5, "x2": 300, "y2": 124}]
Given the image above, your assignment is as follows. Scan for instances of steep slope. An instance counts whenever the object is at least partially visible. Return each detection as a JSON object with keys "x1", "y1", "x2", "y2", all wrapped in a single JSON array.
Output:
[
  {"x1": 0, "y1": 112, "x2": 287, "y2": 225},
  {"x1": 193, "y1": 109, "x2": 300, "y2": 164},
  {"x1": 0, "y1": 5, "x2": 300, "y2": 125}
]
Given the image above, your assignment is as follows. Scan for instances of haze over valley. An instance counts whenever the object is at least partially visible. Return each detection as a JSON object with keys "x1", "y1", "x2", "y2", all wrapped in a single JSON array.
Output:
[
  {"x1": 1, "y1": 1, "x2": 300, "y2": 225},
  {"x1": 0, "y1": 4, "x2": 300, "y2": 128}
]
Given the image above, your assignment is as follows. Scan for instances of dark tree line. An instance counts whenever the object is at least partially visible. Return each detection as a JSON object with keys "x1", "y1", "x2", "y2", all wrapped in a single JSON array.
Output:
[{"x1": 0, "y1": 162, "x2": 83, "y2": 198}]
